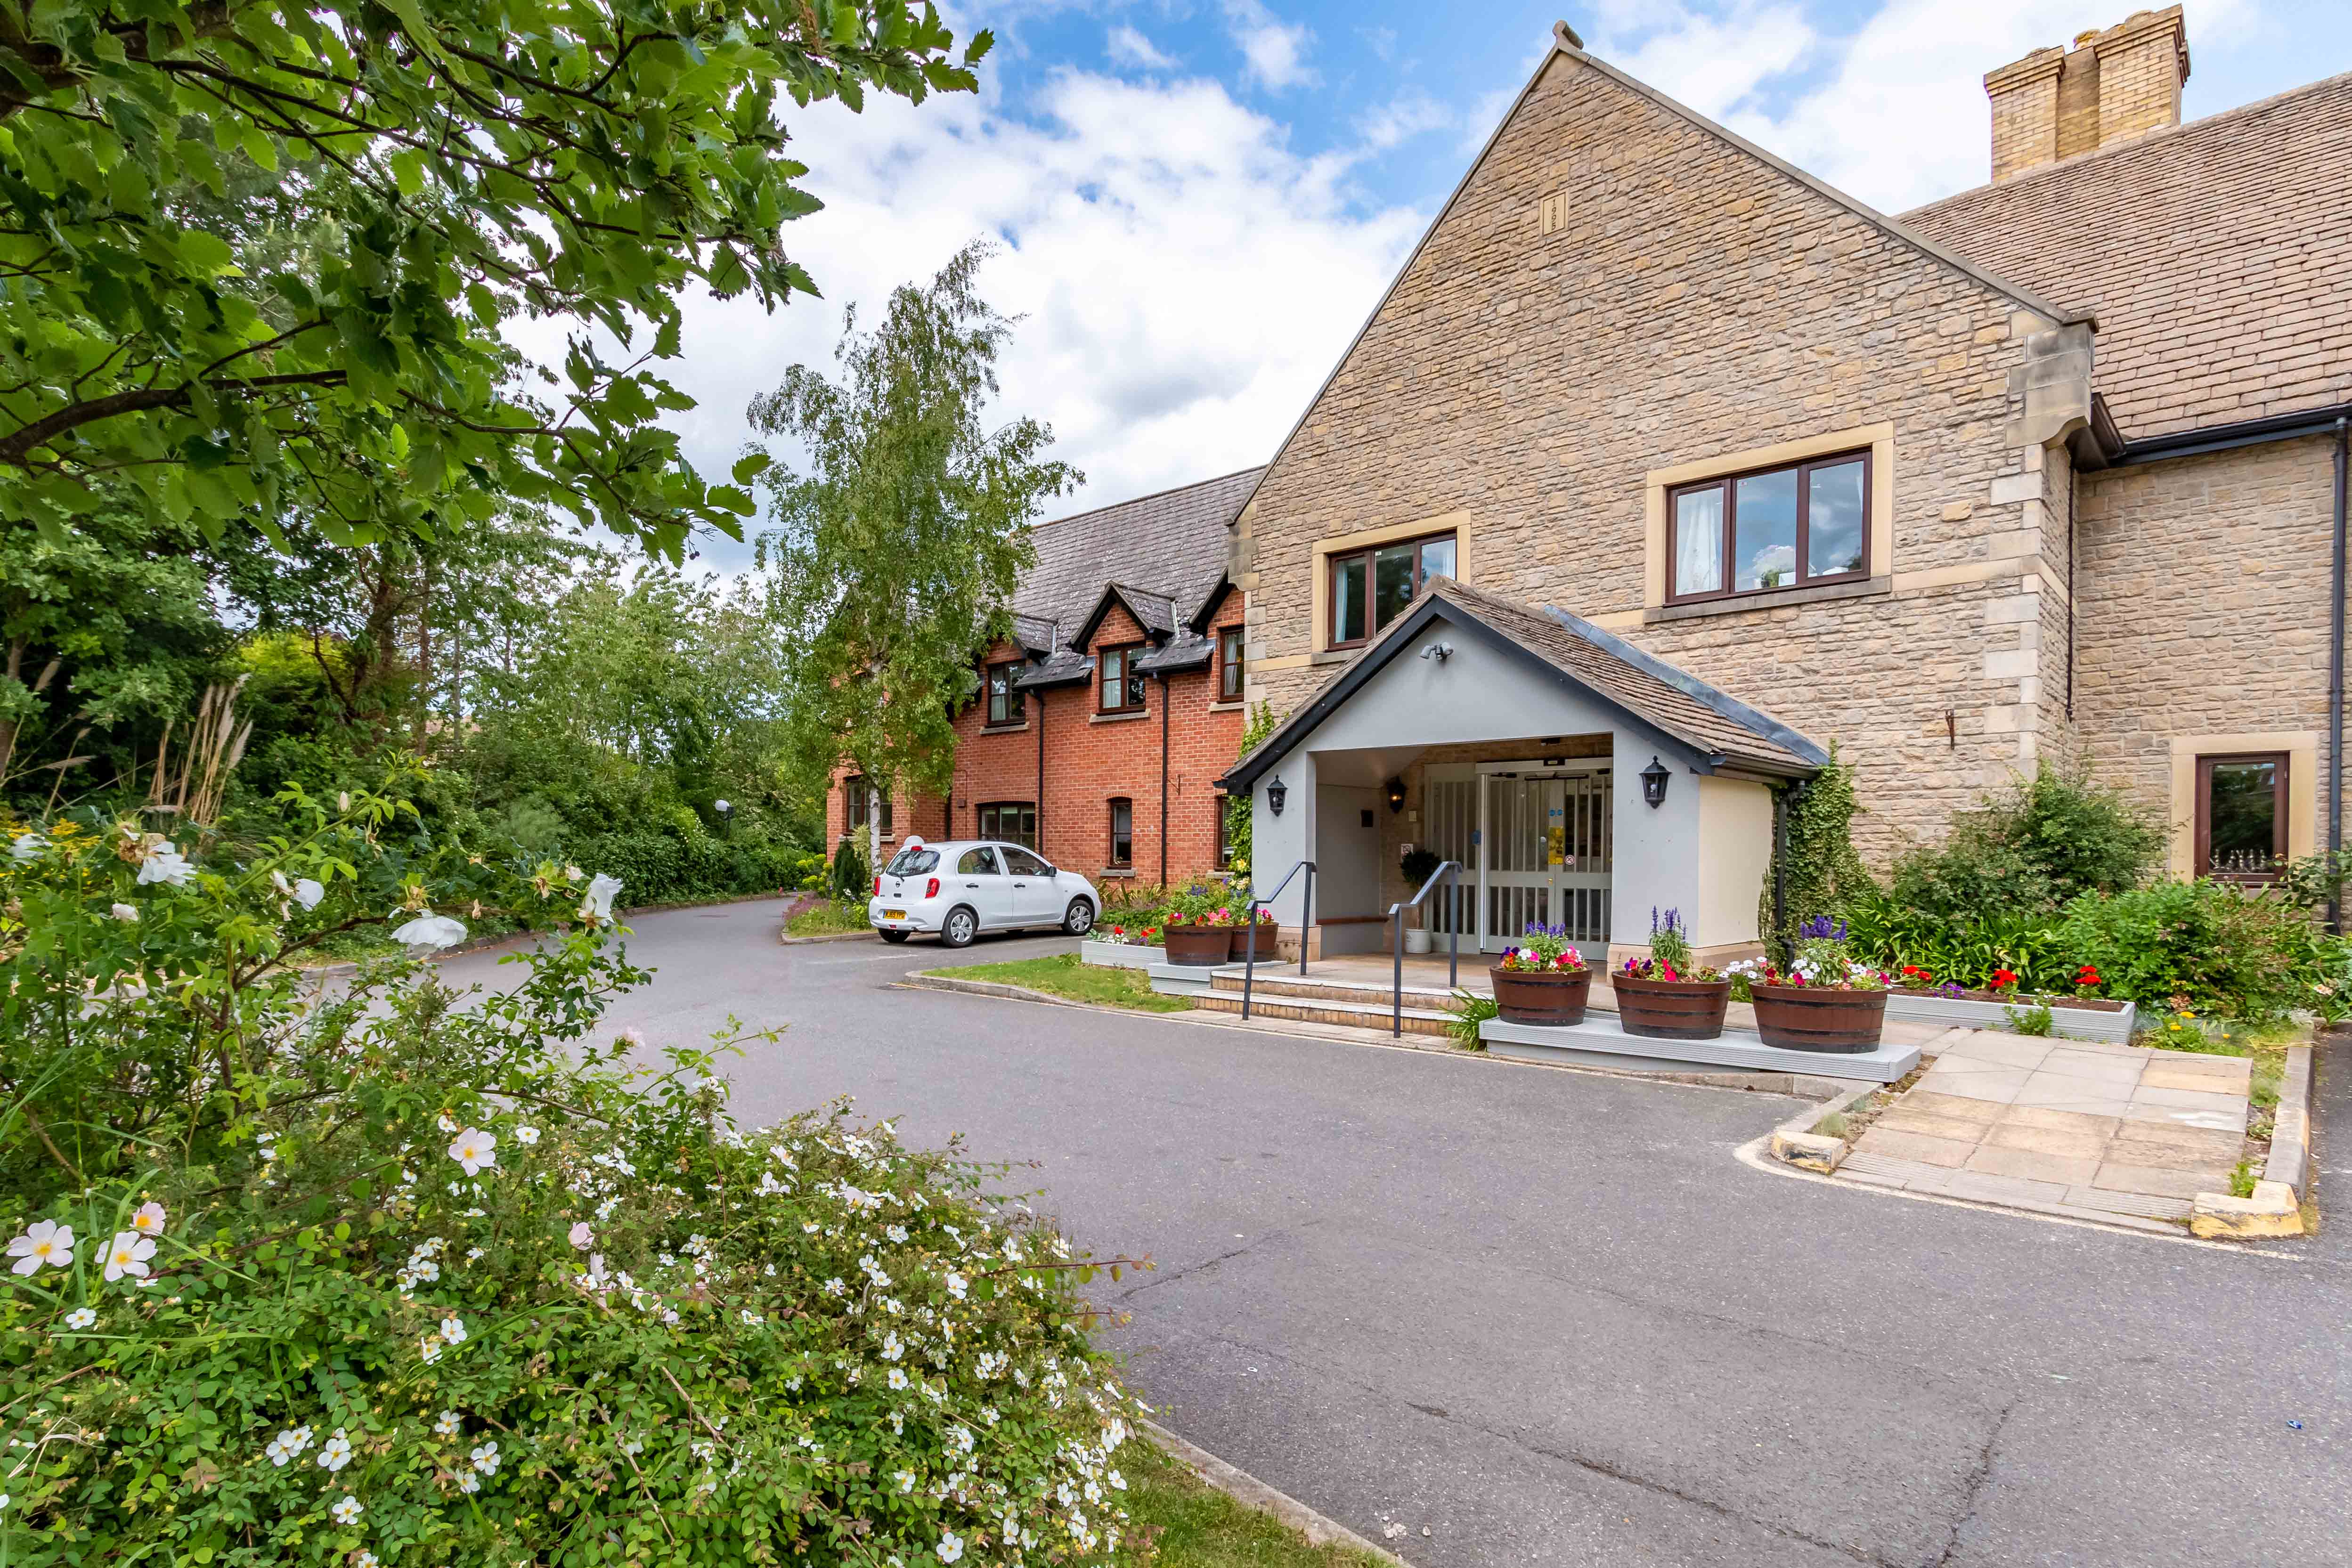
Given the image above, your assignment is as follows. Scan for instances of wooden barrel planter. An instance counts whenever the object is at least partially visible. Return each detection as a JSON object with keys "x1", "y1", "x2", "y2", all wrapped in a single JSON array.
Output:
[
  {"x1": 1750, "y1": 984, "x2": 1888, "y2": 1053},
  {"x1": 1228, "y1": 921, "x2": 1281, "y2": 962},
  {"x1": 1611, "y1": 974, "x2": 1732, "y2": 1040},
  {"x1": 1163, "y1": 924, "x2": 1233, "y2": 967},
  {"x1": 1489, "y1": 966, "x2": 1592, "y2": 1027}
]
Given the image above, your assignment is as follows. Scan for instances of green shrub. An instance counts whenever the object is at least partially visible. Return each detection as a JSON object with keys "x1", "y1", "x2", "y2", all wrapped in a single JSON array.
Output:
[
  {"x1": 1444, "y1": 989, "x2": 1497, "y2": 1051},
  {"x1": 0, "y1": 803, "x2": 1141, "y2": 1568},
  {"x1": 830, "y1": 837, "x2": 871, "y2": 901},
  {"x1": 1758, "y1": 750, "x2": 1871, "y2": 966},
  {"x1": 1884, "y1": 763, "x2": 2159, "y2": 926},
  {"x1": 2055, "y1": 878, "x2": 2328, "y2": 1020},
  {"x1": 1844, "y1": 883, "x2": 2075, "y2": 992},
  {"x1": 568, "y1": 828, "x2": 798, "y2": 908}
]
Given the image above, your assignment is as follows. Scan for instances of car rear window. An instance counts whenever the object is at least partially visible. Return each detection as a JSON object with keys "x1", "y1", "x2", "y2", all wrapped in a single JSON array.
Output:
[{"x1": 884, "y1": 848, "x2": 938, "y2": 876}]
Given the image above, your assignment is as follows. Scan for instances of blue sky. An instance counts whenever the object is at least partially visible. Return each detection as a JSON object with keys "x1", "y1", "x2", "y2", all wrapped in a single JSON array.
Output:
[{"x1": 613, "y1": 1, "x2": 2352, "y2": 571}]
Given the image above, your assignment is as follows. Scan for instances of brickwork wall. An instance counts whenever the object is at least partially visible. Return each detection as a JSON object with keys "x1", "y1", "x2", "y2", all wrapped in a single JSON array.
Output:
[
  {"x1": 2073, "y1": 434, "x2": 2343, "y2": 841},
  {"x1": 2055, "y1": 49, "x2": 2102, "y2": 162},
  {"x1": 1988, "y1": 57, "x2": 2060, "y2": 182},
  {"x1": 1237, "y1": 49, "x2": 2072, "y2": 866},
  {"x1": 2093, "y1": 13, "x2": 2187, "y2": 148}
]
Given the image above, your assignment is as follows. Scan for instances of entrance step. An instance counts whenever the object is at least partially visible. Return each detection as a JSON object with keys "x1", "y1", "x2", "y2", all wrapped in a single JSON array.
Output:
[
  {"x1": 1189, "y1": 986, "x2": 1462, "y2": 1037},
  {"x1": 1206, "y1": 969, "x2": 1486, "y2": 1011}
]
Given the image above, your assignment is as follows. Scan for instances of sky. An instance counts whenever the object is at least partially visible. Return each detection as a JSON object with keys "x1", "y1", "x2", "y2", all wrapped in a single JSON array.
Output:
[{"x1": 603, "y1": 0, "x2": 2352, "y2": 573}]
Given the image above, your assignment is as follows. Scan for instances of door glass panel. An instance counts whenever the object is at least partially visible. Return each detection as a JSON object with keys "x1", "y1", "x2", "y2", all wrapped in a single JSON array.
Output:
[
  {"x1": 1373, "y1": 543, "x2": 1417, "y2": 631},
  {"x1": 2206, "y1": 760, "x2": 2280, "y2": 874},
  {"x1": 1419, "y1": 536, "x2": 1457, "y2": 584},
  {"x1": 1734, "y1": 469, "x2": 1799, "y2": 590},
  {"x1": 1674, "y1": 488, "x2": 1724, "y2": 594},
  {"x1": 1333, "y1": 558, "x2": 1366, "y2": 643},
  {"x1": 1807, "y1": 460, "x2": 1866, "y2": 577}
]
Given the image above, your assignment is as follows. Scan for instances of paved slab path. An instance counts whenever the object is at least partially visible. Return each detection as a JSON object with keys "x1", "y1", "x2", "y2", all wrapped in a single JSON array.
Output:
[{"x1": 443, "y1": 901, "x2": 2349, "y2": 1567}]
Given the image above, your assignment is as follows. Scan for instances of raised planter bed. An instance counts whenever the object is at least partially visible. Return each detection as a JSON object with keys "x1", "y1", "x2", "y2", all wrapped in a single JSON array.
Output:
[
  {"x1": 1882, "y1": 988, "x2": 2136, "y2": 1044},
  {"x1": 1081, "y1": 940, "x2": 1166, "y2": 970}
]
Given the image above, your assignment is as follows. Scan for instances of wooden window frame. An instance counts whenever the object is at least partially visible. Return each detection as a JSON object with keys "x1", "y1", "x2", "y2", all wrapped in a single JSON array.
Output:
[
  {"x1": 977, "y1": 801, "x2": 1036, "y2": 851},
  {"x1": 1099, "y1": 644, "x2": 1146, "y2": 714},
  {"x1": 1107, "y1": 797, "x2": 1134, "y2": 869},
  {"x1": 2195, "y1": 751, "x2": 2290, "y2": 882},
  {"x1": 844, "y1": 775, "x2": 892, "y2": 839},
  {"x1": 1665, "y1": 450, "x2": 1872, "y2": 606},
  {"x1": 985, "y1": 660, "x2": 1026, "y2": 727},
  {"x1": 1326, "y1": 530, "x2": 1456, "y2": 650},
  {"x1": 1218, "y1": 626, "x2": 1245, "y2": 700},
  {"x1": 1215, "y1": 793, "x2": 1236, "y2": 870}
]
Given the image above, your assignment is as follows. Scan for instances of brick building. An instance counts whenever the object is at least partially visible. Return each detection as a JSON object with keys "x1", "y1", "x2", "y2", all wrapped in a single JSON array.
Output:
[
  {"x1": 1213, "y1": 8, "x2": 2352, "y2": 961},
  {"x1": 827, "y1": 470, "x2": 1258, "y2": 887}
]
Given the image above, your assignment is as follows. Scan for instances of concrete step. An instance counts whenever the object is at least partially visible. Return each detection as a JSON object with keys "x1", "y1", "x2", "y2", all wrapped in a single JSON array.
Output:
[
  {"x1": 1189, "y1": 987, "x2": 1462, "y2": 1037},
  {"x1": 1207, "y1": 970, "x2": 1483, "y2": 1010}
]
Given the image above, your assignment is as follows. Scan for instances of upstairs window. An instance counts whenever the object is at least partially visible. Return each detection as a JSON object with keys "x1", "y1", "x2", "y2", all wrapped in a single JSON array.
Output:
[
  {"x1": 2197, "y1": 753, "x2": 2287, "y2": 881},
  {"x1": 1219, "y1": 627, "x2": 1245, "y2": 700},
  {"x1": 1329, "y1": 531, "x2": 1455, "y2": 649},
  {"x1": 1668, "y1": 451, "x2": 1869, "y2": 604},
  {"x1": 1099, "y1": 645, "x2": 1146, "y2": 714},
  {"x1": 985, "y1": 660, "x2": 1026, "y2": 726}
]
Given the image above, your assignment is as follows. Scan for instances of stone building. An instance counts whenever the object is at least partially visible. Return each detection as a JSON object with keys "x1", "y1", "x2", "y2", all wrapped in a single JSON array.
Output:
[{"x1": 1214, "y1": 8, "x2": 2351, "y2": 962}]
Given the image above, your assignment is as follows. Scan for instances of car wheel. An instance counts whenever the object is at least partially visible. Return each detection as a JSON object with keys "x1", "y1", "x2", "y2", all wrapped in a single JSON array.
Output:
[
  {"x1": 878, "y1": 929, "x2": 910, "y2": 944},
  {"x1": 940, "y1": 907, "x2": 978, "y2": 949},
  {"x1": 1063, "y1": 898, "x2": 1095, "y2": 936}
]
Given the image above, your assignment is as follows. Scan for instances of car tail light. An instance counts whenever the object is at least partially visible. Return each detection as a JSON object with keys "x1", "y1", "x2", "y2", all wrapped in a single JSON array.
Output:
[
  {"x1": 872, "y1": 876, "x2": 881, "y2": 895},
  {"x1": 925, "y1": 877, "x2": 941, "y2": 899}
]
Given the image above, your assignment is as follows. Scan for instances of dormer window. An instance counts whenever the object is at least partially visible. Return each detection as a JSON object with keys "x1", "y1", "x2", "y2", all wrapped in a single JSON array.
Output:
[
  {"x1": 986, "y1": 660, "x2": 1026, "y2": 726},
  {"x1": 1099, "y1": 645, "x2": 1146, "y2": 713}
]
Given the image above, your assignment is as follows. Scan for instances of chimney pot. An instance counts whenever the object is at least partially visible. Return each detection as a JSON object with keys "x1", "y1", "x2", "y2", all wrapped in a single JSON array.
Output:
[{"x1": 1983, "y1": 6, "x2": 2190, "y2": 182}]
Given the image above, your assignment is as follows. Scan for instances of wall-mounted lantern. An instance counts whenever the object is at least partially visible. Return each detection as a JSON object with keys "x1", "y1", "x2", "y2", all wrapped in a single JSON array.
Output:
[
  {"x1": 1267, "y1": 775, "x2": 1288, "y2": 817},
  {"x1": 1640, "y1": 756, "x2": 1671, "y2": 809},
  {"x1": 1384, "y1": 776, "x2": 1407, "y2": 814}
]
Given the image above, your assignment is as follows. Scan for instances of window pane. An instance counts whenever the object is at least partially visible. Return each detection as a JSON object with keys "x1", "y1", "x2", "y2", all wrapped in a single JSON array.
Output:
[
  {"x1": 1419, "y1": 535, "x2": 1457, "y2": 584},
  {"x1": 2208, "y1": 760, "x2": 2281, "y2": 874},
  {"x1": 987, "y1": 666, "x2": 1007, "y2": 723},
  {"x1": 1100, "y1": 649, "x2": 1121, "y2": 706},
  {"x1": 1807, "y1": 460, "x2": 1866, "y2": 578},
  {"x1": 1373, "y1": 543, "x2": 1417, "y2": 631},
  {"x1": 1333, "y1": 556, "x2": 1366, "y2": 642},
  {"x1": 956, "y1": 847, "x2": 999, "y2": 875},
  {"x1": 1127, "y1": 665, "x2": 1147, "y2": 709},
  {"x1": 1002, "y1": 844, "x2": 1047, "y2": 874},
  {"x1": 1733, "y1": 469, "x2": 1799, "y2": 591},
  {"x1": 1110, "y1": 800, "x2": 1132, "y2": 863},
  {"x1": 1673, "y1": 488, "x2": 1723, "y2": 595}
]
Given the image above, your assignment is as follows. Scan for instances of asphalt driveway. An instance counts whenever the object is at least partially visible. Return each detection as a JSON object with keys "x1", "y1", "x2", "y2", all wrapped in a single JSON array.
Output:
[{"x1": 441, "y1": 899, "x2": 2348, "y2": 1567}]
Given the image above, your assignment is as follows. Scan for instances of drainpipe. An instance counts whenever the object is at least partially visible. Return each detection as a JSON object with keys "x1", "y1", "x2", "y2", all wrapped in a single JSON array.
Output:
[
  {"x1": 1771, "y1": 784, "x2": 1789, "y2": 963},
  {"x1": 2065, "y1": 461, "x2": 2076, "y2": 722},
  {"x1": 1035, "y1": 686, "x2": 1047, "y2": 857},
  {"x1": 2330, "y1": 416, "x2": 2348, "y2": 932},
  {"x1": 1158, "y1": 670, "x2": 1171, "y2": 886}
]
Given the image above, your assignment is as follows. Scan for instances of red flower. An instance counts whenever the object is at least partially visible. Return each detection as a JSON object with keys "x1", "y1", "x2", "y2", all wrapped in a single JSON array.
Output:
[
  {"x1": 1991, "y1": 967, "x2": 2018, "y2": 991},
  {"x1": 2076, "y1": 965, "x2": 2101, "y2": 984}
]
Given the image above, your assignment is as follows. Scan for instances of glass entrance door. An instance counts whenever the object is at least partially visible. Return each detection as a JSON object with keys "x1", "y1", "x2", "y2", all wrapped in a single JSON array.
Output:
[{"x1": 1479, "y1": 771, "x2": 1611, "y2": 953}]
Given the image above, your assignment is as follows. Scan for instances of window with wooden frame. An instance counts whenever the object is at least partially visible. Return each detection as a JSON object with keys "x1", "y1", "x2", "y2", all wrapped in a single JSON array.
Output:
[
  {"x1": 985, "y1": 660, "x2": 1026, "y2": 726},
  {"x1": 1327, "y1": 531, "x2": 1456, "y2": 649},
  {"x1": 844, "y1": 776, "x2": 892, "y2": 838},
  {"x1": 1098, "y1": 645, "x2": 1146, "y2": 714},
  {"x1": 2196, "y1": 753, "x2": 2288, "y2": 881},
  {"x1": 1667, "y1": 450, "x2": 1870, "y2": 604},
  {"x1": 1218, "y1": 627, "x2": 1245, "y2": 700},
  {"x1": 1215, "y1": 794, "x2": 1236, "y2": 870},
  {"x1": 1107, "y1": 798, "x2": 1133, "y2": 868},
  {"x1": 977, "y1": 801, "x2": 1036, "y2": 851}
]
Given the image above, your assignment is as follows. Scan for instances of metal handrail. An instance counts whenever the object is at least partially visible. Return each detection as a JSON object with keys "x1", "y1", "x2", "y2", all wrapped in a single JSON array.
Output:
[
  {"x1": 1387, "y1": 860, "x2": 1464, "y2": 1037},
  {"x1": 1240, "y1": 859, "x2": 1315, "y2": 1020}
]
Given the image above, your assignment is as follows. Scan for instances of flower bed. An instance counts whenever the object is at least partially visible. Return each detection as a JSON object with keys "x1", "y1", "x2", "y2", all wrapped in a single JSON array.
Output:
[{"x1": 1081, "y1": 938, "x2": 1166, "y2": 969}]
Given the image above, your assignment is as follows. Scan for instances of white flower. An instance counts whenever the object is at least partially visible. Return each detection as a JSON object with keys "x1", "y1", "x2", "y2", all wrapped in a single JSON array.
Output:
[
  {"x1": 514, "y1": 1125, "x2": 540, "y2": 1146},
  {"x1": 895, "y1": 1469, "x2": 916, "y2": 1493},
  {"x1": 579, "y1": 872, "x2": 623, "y2": 922},
  {"x1": 265, "y1": 1426, "x2": 314, "y2": 1466},
  {"x1": 61, "y1": 1307, "x2": 96, "y2": 1331},
  {"x1": 329, "y1": 1494, "x2": 362, "y2": 1525},
  {"x1": 392, "y1": 912, "x2": 468, "y2": 951},
  {"x1": 317, "y1": 1429, "x2": 354, "y2": 1471},
  {"x1": 8, "y1": 1220, "x2": 74, "y2": 1275},
  {"x1": 936, "y1": 1531, "x2": 964, "y2": 1564},
  {"x1": 129, "y1": 1202, "x2": 166, "y2": 1235},
  {"x1": 110, "y1": 902, "x2": 139, "y2": 923},
  {"x1": 434, "y1": 1410, "x2": 461, "y2": 1438},
  {"x1": 739, "y1": 1308, "x2": 761, "y2": 1325},
  {"x1": 447, "y1": 1129, "x2": 497, "y2": 1175},
  {"x1": 569, "y1": 1222, "x2": 594, "y2": 1250},
  {"x1": 419, "y1": 1334, "x2": 444, "y2": 1364},
  {"x1": 293, "y1": 877, "x2": 325, "y2": 910},
  {"x1": 887, "y1": 1367, "x2": 909, "y2": 1390},
  {"x1": 102, "y1": 1231, "x2": 155, "y2": 1282},
  {"x1": 135, "y1": 844, "x2": 194, "y2": 886},
  {"x1": 356, "y1": 1554, "x2": 380, "y2": 1568},
  {"x1": 945, "y1": 1271, "x2": 968, "y2": 1301},
  {"x1": 9, "y1": 833, "x2": 48, "y2": 861},
  {"x1": 470, "y1": 1440, "x2": 499, "y2": 1475},
  {"x1": 456, "y1": 1471, "x2": 480, "y2": 1493},
  {"x1": 886, "y1": 1225, "x2": 908, "y2": 1243},
  {"x1": 580, "y1": 1254, "x2": 611, "y2": 1292},
  {"x1": 439, "y1": 1315, "x2": 467, "y2": 1345}
]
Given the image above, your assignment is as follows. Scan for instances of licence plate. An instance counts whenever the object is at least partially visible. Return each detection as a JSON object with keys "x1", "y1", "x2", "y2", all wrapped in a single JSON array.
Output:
[{"x1": 882, "y1": 909, "x2": 907, "y2": 921}]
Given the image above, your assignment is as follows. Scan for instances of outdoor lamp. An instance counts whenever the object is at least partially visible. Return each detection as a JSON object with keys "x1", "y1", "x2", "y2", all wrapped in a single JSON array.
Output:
[
  {"x1": 1384, "y1": 776, "x2": 1407, "y2": 813},
  {"x1": 714, "y1": 799, "x2": 731, "y2": 815},
  {"x1": 1640, "y1": 756, "x2": 1671, "y2": 809},
  {"x1": 1267, "y1": 775, "x2": 1287, "y2": 817}
]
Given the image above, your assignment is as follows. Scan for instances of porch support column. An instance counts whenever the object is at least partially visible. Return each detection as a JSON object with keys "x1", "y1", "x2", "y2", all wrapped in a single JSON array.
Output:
[{"x1": 1253, "y1": 751, "x2": 1315, "y2": 958}]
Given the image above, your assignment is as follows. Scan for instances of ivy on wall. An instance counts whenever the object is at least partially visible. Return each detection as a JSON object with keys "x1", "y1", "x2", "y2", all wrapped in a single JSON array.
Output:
[
  {"x1": 1224, "y1": 701, "x2": 1279, "y2": 880},
  {"x1": 1756, "y1": 747, "x2": 1873, "y2": 965}
]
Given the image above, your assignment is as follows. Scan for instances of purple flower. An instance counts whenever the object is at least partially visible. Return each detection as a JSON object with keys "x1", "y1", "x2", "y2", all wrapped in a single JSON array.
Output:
[{"x1": 1797, "y1": 916, "x2": 1848, "y2": 942}]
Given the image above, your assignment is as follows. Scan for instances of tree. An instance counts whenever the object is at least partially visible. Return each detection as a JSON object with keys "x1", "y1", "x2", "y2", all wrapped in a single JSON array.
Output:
[
  {"x1": 750, "y1": 242, "x2": 1077, "y2": 867},
  {"x1": 0, "y1": 0, "x2": 989, "y2": 558}
]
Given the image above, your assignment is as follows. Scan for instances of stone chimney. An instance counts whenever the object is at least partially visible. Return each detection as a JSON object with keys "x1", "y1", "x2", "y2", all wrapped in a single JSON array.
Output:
[{"x1": 1984, "y1": 7, "x2": 2190, "y2": 181}]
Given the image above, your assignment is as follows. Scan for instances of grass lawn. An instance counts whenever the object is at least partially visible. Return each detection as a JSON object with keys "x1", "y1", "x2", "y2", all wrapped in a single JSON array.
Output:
[
  {"x1": 927, "y1": 952, "x2": 1192, "y2": 1012},
  {"x1": 1122, "y1": 1440, "x2": 1390, "y2": 1567},
  {"x1": 785, "y1": 898, "x2": 874, "y2": 937}
]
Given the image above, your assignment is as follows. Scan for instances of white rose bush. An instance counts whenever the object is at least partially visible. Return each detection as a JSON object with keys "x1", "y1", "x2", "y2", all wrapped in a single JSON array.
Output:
[{"x1": 0, "y1": 792, "x2": 1145, "y2": 1567}]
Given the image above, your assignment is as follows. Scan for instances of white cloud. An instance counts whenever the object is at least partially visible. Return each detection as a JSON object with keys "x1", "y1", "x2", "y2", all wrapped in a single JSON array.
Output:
[
  {"x1": 1599, "y1": 4, "x2": 1815, "y2": 122},
  {"x1": 585, "y1": 65, "x2": 1423, "y2": 568},
  {"x1": 1356, "y1": 90, "x2": 1452, "y2": 152},
  {"x1": 1106, "y1": 24, "x2": 1176, "y2": 72},
  {"x1": 1222, "y1": 0, "x2": 1318, "y2": 91}
]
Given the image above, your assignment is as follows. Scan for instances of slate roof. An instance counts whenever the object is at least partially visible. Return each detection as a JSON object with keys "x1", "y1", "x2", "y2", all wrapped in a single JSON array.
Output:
[
  {"x1": 1013, "y1": 467, "x2": 1260, "y2": 646},
  {"x1": 1902, "y1": 71, "x2": 2352, "y2": 439},
  {"x1": 1221, "y1": 577, "x2": 1826, "y2": 790},
  {"x1": 1133, "y1": 630, "x2": 1213, "y2": 674}
]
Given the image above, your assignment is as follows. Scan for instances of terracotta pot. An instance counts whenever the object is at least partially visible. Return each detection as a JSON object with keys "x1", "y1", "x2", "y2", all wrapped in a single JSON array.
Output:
[
  {"x1": 1489, "y1": 964, "x2": 1592, "y2": 1026},
  {"x1": 1749, "y1": 983, "x2": 1888, "y2": 1053},
  {"x1": 1228, "y1": 921, "x2": 1281, "y2": 962},
  {"x1": 1163, "y1": 923, "x2": 1233, "y2": 967},
  {"x1": 1611, "y1": 972, "x2": 1732, "y2": 1040}
]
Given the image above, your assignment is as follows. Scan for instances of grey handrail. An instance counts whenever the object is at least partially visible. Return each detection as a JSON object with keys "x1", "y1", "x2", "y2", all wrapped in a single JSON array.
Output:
[
  {"x1": 1386, "y1": 860, "x2": 1464, "y2": 1037},
  {"x1": 1240, "y1": 859, "x2": 1315, "y2": 1020}
]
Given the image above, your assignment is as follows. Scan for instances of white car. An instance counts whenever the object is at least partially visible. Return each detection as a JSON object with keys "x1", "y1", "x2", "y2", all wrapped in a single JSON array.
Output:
[{"x1": 869, "y1": 837, "x2": 1100, "y2": 948}]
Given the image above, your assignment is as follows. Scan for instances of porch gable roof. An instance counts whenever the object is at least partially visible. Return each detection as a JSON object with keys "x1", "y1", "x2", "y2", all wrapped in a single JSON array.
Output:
[{"x1": 1216, "y1": 578, "x2": 1827, "y2": 793}]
